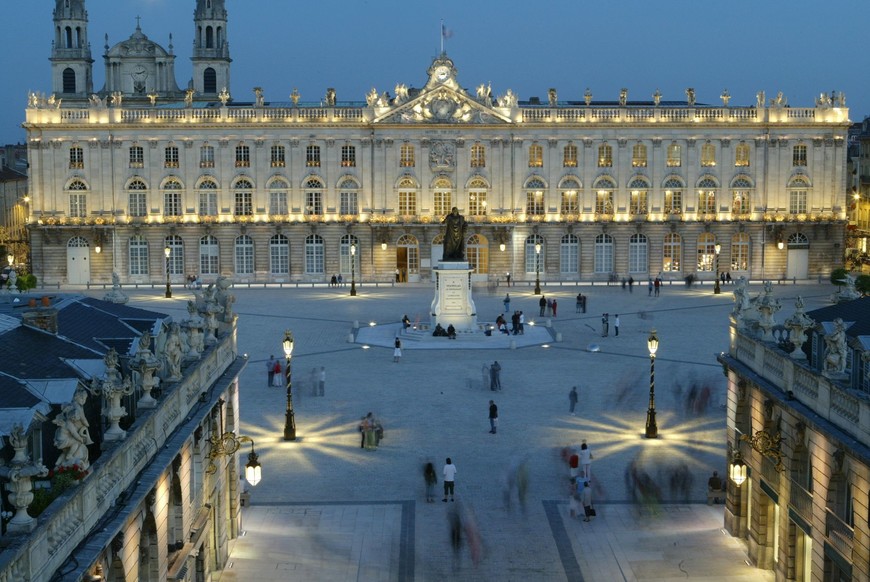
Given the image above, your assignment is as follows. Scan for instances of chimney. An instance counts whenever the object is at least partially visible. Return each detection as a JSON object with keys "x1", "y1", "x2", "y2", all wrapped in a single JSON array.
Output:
[{"x1": 21, "y1": 297, "x2": 59, "y2": 334}]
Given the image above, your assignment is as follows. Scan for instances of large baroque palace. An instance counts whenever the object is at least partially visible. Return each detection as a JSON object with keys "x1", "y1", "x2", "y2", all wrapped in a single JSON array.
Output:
[{"x1": 25, "y1": 0, "x2": 851, "y2": 286}]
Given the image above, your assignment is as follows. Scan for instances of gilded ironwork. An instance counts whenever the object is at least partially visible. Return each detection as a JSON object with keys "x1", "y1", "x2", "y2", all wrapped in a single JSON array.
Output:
[{"x1": 740, "y1": 429, "x2": 785, "y2": 473}]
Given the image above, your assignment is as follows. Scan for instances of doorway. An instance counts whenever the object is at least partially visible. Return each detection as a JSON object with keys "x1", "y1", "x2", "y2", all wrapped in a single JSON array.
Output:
[{"x1": 66, "y1": 236, "x2": 90, "y2": 284}]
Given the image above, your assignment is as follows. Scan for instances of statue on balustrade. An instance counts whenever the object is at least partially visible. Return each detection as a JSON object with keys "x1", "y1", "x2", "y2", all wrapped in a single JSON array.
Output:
[{"x1": 824, "y1": 318, "x2": 848, "y2": 375}]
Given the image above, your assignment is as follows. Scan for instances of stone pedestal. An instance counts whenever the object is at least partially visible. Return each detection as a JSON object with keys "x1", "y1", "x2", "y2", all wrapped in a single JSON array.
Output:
[{"x1": 430, "y1": 262, "x2": 477, "y2": 331}]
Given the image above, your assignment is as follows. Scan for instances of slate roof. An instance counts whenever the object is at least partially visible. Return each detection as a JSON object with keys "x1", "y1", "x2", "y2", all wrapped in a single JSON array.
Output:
[
  {"x1": 0, "y1": 374, "x2": 40, "y2": 408},
  {"x1": 805, "y1": 296, "x2": 870, "y2": 337},
  {"x1": 58, "y1": 297, "x2": 165, "y2": 355}
]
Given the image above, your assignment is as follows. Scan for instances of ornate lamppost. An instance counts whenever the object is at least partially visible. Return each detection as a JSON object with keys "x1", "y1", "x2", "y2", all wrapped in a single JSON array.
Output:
[
  {"x1": 350, "y1": 243, "x2": 357, "y2": 296},
  {"x1": 713, "y1": 242, "x2": 721, "y2": 295},
  {"x1": 534, "y1": 242, "x2": 542, "y2": 295},
  {"x1": 282, "y1": 330, "x2": 297, "y2": 441},
  {"x1": 645, "y1": 329, "x2": 659, "y2": 438},
  {"x1": 164, "y1": 246, "x2": 172, "y2": 298}
]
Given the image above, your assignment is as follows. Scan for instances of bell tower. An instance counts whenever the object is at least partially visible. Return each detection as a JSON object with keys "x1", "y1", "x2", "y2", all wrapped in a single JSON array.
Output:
[
  {"x1": 191, "y1": 0, "x2": 231, "y2": 98},
  {"x1": 51, "y1": 0, "x2": 94, "y2": 97}
]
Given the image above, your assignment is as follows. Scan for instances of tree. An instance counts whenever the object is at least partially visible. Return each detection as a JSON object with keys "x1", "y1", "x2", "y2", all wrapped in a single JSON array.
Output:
[
  {"x1": 830, "y1": 268, "x2": 849, "y2": 287},
  {"x1": 856, "y1": 274, "x2": 870, "y2": 296}
]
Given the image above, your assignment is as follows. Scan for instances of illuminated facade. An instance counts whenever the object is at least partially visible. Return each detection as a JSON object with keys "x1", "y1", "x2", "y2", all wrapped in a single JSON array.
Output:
[
  {"x1": 26, "y1": 0, "x2": 851, "y2": 286},
  {"x1": 719, "y1": 297, "x2": 870, "y2": 581}
]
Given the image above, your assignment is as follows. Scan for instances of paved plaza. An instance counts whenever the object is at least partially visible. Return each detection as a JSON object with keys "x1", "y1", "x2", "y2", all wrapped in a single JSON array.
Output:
[{"x1": 87, "y1": 278, "x2": 832, "y2": 582}]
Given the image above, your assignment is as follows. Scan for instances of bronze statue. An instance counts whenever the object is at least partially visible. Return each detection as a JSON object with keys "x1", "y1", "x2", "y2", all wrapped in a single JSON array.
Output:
[{"x1": 441, "y1": 207, "x2": 467, "y2": 261}]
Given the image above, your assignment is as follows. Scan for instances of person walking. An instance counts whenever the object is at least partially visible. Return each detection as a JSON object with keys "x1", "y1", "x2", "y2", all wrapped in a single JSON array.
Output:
[
  {"x1": 579, "y1": 441, "x2": 593, "y2": 479},
  {"x1": 443, "y1": 458, "x2": 457, "y2": 501},
  {"x1": 546, "y1": 298, "x2": 553, "y2": 317},
  {"x1": 490, "y1": 361, "x2": 502, "y2": 390},
  {"x1": 654, "y1": 277, "x2": 661, "y2": 296},
  {"x1": 552, "y1": 299, "x2": 558, "y2": 317},
  {"x1": 488, "y1": 400, "x2": 498, "y2": 434},
  {"x1": 318, "y1": 366, "x2": 326, "y2": 396},
  {"x1": 539, "y1": 296, "x2": 547, "y2": 317},
  {"x1": 424, "y1": 462, "x2": 438, "y2": 502},
  {"x1": 576, "y1": 293, "x2": 583, "y2": 313},
  {"x1": 393, "y1": 338, "x2": 402, "y2": 363},
  {"x1": 272, "y1": 359, "x2": 283, "y2": 387},
  {"x1": 581, "y1": 481, "x2": 594, "y2": 521},
  {"x1": 601, "y1": 313, "x2": 609, "y2": 337},
  {"x1": 511, "y1": 311, "x2": 519, "y2": 335},
  {"x1": 648, "y1": 279, "x2": 653, "y2": 296},
  {"x1": 503, "y1": 293, "x2": 510, "y2": 313},
  {"x1": 505, "y1": 272, "x2": 511, "y2": 287},
  {"x1": 266, "y1": 355, "x2": 277, "y2": 387},
  {"x1": 518, "y1": 311, "x2": 525, "y2": 335},
  {"x1": 628, "y1": 276, "x2": 634, "y2": 292},
  {"x1": 614, "y1": 314, "x2": 620, "y2": 337},
  {"x1": 569, "y1": 386, "x2": 579, "y2": 415}
]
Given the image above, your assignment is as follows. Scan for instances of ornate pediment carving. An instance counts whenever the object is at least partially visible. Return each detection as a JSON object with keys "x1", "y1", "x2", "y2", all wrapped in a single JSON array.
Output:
[{"x1": 374, "y1": 86, "x2": 512, "y2": 125}]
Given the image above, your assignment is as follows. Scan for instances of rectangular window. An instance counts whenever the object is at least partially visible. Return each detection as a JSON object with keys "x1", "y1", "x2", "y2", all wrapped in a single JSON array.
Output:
[
  {"x1": 340, "y1": 191, "x2": 358, "y2": 215},
  {"x1": 69, "y1": 193, "x2": 87, "y2": 217},
  {"x1": 434, "y1": 191, "x2": 452, "y2": 216},
  {"x1": 235, "y1": 243, "x2": 254, "y2": 275},
  {"x1": 735, "y1": 143, "x2": 750, "y2": 167},
  {"x1": 306, "y1": 145, "x2": 321, "y2": 167},
  {"x1": 666, "y1": 143, "x2": 681, "y2": 167},
  {"x1": 630, "y1": 190, "x2": 648, "y2": 215},
  {"x1": 399, "y1": 191, "x2": 416, "y2": 215},
  {"x1": 234, "y1": 191, "x2": 253, "y2": 216},
  {"x1": 561, "y1": 191, "x2": 578, "y2": 214},
  {"x1": 595, "y1": 191, "x2": 613, "y2": 215},
  {"x1": 235, "y1": 145, "x2": 250, "y2": 167},
  {"x1": 340, "y1": 145, "x2": 356, "y2": 167},
  {"x1": 69, "y1": 146, "x2": 84, "y2": 169},
  {"x1": 200, "y1": 244, "x2": 219, "y2": 275},
  {"x1": 665, "y1": 189, "x2": 682, "y2": 214},
  {"x1": 200, "y1": 145, "x2": 215, "y2": 168},
  {"x1": 529, "y1": 144, "x2": 543, "y2": 168},
  {"x1": 563, "y1": 144, "x2": 578, "y2": 168},
  {"x1": 129, "y1": 146, "x2": 144, "y2": 168},
  {"x1": 164, "y1": 192, "x2": 182, "y2": 216},
  {"x1": 701, "y1": 143, "x2": 716, "y2": 167},
  {"x1": 305, "y1": 243, "x2": 324, "y2": 274},
  {"x1": 305, "y1": 192, "x2": 322, "y2": 215},
  {"x1": 631, "y1": 144, "x2": 647, "y2": 167},
  {"x1": 597, "y1": 145, "x2": 612, "y2": 167},
  {"x1": 270, "y1": 241, "x2": 289, "y2": 275},
  {"x1": 270, "y1": 191, "x2": 288, "y2": 215},
  {"x1": 470, "y1": 144, "x2": 486, "y2": 168},
  {"x1": 129, "y1": 241, "x2": 149, "y2": 276},
  {"x1": 560, "y1": 241, "x2": 579, "y2": 274},
  {"x1": 733, "y1": 191, "x2": 751, "y2": 214},
  {"x1": 793, "y1": 144, "x2": 807, "y2": 167},
  {"x1": 199, "y1": 192, "x2": 217, "y2": 216},
  {"x1": 400, "y1": 144, "x2": 415, "y2": 167},
  {"x1": 629, "y1": 239, "x2": 648, "y2": 273},
  {"x1": 468, "y1": 192, "x2": 487, "y2": 215},
  {"x1": 526, "y1": 191, "x2": 544, "y2": 215},
  {"x1": 270, "y1": 145, "x2": 285, "y2": 167},
  {"x1": 164, "y1": 146, "x2": 179, "y2": 168},
  {"x1": 129, "y1": 193, "x2": 147, "y2": 217},
  {"x1": 789, "y1": 190, "x2": 807, "y2": 214},
  {"x1": 698, "y1": 191, "x2": 716, "y2": 215}
]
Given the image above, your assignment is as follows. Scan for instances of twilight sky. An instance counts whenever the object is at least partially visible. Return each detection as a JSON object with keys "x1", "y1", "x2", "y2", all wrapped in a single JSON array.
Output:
[{"x1": 2, "y1": 0, "x2": 868, "y2": 144}]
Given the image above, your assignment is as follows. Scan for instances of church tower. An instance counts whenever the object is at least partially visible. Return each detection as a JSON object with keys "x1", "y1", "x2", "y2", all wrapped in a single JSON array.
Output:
[
  {"x1": 191, "y1": 0, "x2": 231, "y2": 98},
  {"x1": 51, "y1": 0, "x2": 94, "y2": 97}
]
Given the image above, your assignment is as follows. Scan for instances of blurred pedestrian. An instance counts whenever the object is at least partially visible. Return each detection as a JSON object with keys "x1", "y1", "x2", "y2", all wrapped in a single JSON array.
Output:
[
  {"x1": 488, "y1": 400, "x2": 498, "y2": 434},
  {"x1": 581, "y1": 481, "x2": 594, "y2": 521},
  {"x1": 614, "y1": 314, "x2": 620, "y2": 337},
  {"x1": 318, "y1": 366, "x2": 326, "y2": 396},
  {"x1": 579, "y1": 440, "x2": 592, "y2": 479},
  {"x1": 503, "y1": 293, "x2": 510, "y2": 313},
  {"x1": 569, "y1": 386, "x2": 578, "y2": 415},
  {"x1": 266, "y1": 355, "x2": 277, "y2": 387},
  {"x1": 490, "y1": 360, "x2": 501, "y2": 390},
  {"x1": 424, "y1": 462, "x2": 438, "y2": 502},
  {"x1": 393, "y1": 338, "x2": 402, "y2": 363},
  {"x1": 443, "y1": 458, "x2": 457, "y2": 502},
  {"x1": 552, "y1": 299, "x2": 558, "y2": 317}
]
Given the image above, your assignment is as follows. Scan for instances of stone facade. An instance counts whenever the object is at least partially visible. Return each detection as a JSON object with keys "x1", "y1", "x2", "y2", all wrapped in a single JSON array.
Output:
[
  {"x1": 26, "y1": 2, "x2": 851, "y2": 287},
  {"x1": 719, "y1": 296, "x2": 870, "y2": 580}
]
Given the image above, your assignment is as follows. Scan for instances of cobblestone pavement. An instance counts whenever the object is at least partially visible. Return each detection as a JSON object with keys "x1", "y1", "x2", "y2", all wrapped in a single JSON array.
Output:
[{"x1": 106, "y1": 279, "x2": 823, "y2": 581}]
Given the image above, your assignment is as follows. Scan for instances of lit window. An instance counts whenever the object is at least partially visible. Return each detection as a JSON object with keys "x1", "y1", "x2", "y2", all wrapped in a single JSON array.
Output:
[
  {"x1": 793, "y1": 144, "x2": 807, "y2": 167},
  {"x1": 468, "y1": 179, "x2": 488, "y2": 215},
  {"x1": 666, "y1": 143, "x2": 681, "y2": 167},
  {"x1": 306, "y1": 145, "x2": 321, "y2": 167},
  {"x1": 271, "y1": 145, "x2": 285, "y2": 167},
  {"x1": 563, "y1": 144, "x2": 578, "y2": 168},
  {"x1": 698, "y1": 177, "x2": 717, "y2": 215},
  {"x1": 560, "y1": 184, "x2": 579, "y2": 215},
  {"x1": 597, "y1": 144, "x2": 612, "y2": 167},
  {"x1": 663, "y1": 233, "x2": 681, "y2": 272},
  {"x1": 525, "y1": 178, "x2": 546, "y2": 215},
  {"x1": 731, "y1": 178, "x2": 752, "y2": 215},
  {"x1": 697, "y1": 232, "x2": 716, "y2": 272},
  {"x1": 731, "y1": 232, "x2": 749, "y2": 271},
  {"x1": 164, "y1": 146, "x2": 179, "y2": 168},
  {"x1": 398, "y1": 178, "x2": 417, "y2": 215},
  {"x1": 69, "y1": 146, "x2": 84, "y2": 169},
  {"x1": 631, "y1": 144, "x2": 647, "y2": 168},
  {"x1": 664, "y1": 178, "x2": 683, "y2": 215},
  {"x1": 594, "y1": 177, "x2": 615, "y2": 215},
  {"x1": 470, "y1": 143, "x2": 486, "y2": 168},
  {"x1": 701, "y1": 143, "x2": 716, "y2": 167},
  {"x1": 735, "y1": 142, "x2": 750, "y2": 167},
  {"x1": 629, "y1": 178, "x2": 648, "y2": 216},
  {"x1": 400, "y1": 144, "x2": 415, "y2": 167},
  {"x1": 789, "y1": 177, "x2": 809, "y2": 214},
  {"x1": 341, "y1": 145, "x2": 356, "y2": 167},
  {"x1": 528, "y1": 144, "x2": 543, "y2": 168},
  {"x1": 200, "y1": 145, "x2": 215, "y2": 168},
  {"x1": 129, "y1": 146, "x2": 144, "y2": 168},
  {"x1": 433, "y1": 178, "x2": 452, "y2": 216},
  {"x1": 304, "y1": 178, "x2": 323, "y2": 215},
  {"x1": 235, "y1": 144, "x2": 250, "y2": 167}
]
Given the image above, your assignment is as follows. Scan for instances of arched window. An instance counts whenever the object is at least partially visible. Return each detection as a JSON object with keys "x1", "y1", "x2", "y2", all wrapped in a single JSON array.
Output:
[
  {"x1": 560, "y1": 178, "x2": 580, "y2": 215},
  {"x1": 128, "y1": 178, "x2": 147, "y2": 217},
  {"x1": 203, "y1": 68, "x2": 217, "y2": 94},
  {"x1": 525, "y1": 235, "x2": 544, "y2": 274},
  {"x1": 200, "y1": 235, "x2": 219, "y2": 275},
  {"x1": 68, "y1": 236, "x2": 88, "y2": 248},
  {"x1": 788, "y1": 177, "x2": 810, "y2": 215},
  {"x1": 468, "y1": 178, "x2": 488, "y2": 215},
  {"x1": 664, "y1": 177, "x2": 683, "y2": 215},
  {"x1": 339, "y1": 177, "x2": 359, "y2": 216},
  {"x1": 305, "y1": 234, "x2": 324, "y2": 274},
  {"x1": 398, "y1": 177, "x2": 417, "y2": 216},
  {"x1": 340, "y1": 234, "x2": 359, "y2": 275},
  {"x1": 433, "y1": 177, "x2": 452, "y2": 216},
  {"x1": 788, "y1": 232, "x2": 810, "y2": 247},
  {"x1": 235, "y1": 235, "x2": 254, "y2": 275},
  {"x1": 629, "y1": 177, "x2": 649, "y2": 216},
  {"x1": 525, "y1": 177, "x2": 546, "y2": 216},
  {"x1": 165, "y1": 235, "x2": 183, "y2": 276},
  {"x1": 731, "y1": 232, "x2": 750, "y2": 271},
  {"x1": 270, "y1": 234, "x2": 289, "y2": 275},
  {"x1": 397, "y1": 234, "x2": 419, "y2": 277},
  {"x1": 234, "y1": 178, "x2": 254, "y2": 216},
  {"x1": 198, "y1": 178, "x2": 218, "y2": 216},
  {"x1": 269, "y1": 179, "x2": 289, "y2": 216},
  {"x1": 68, "y1": 179, "x2": 88, "y2": 217},
  {"x1": 205, "y1": 26, "x2": 214, "y2": 49},
  {"x1": 63, "y1": 68, "x2": 76, "y2": 94},
  {"x1": 731, "y1": 177, "x2": 753, "y2": 215},
  {"x1": 466, "y1": 234, "x2": 488, "y2": 275},
  {"x1": 697, "y1": 177, "x2": 718, "y2": 216},
  {"x1": 593, "y1": 177, "x2": 615, "y2": 215},
  {"x1": 129, "y1": 235, "x2": 149, "y2": 276},
  {"x1": 663, "y1": 234, "x2": 682, "y2": 272},
  {"x1": 594, "y1": 234, "x2": 613, "y2": 274},
  {"x1": 163, "y1": 178, "x2": 183, "y2": 217},
  {"x1": 560, "y1": 233, "x2": 579, "y2": 275},
  {"x1": 697, "y1": 233, "x2": 716, "y2": 272},
  {"x1": 629, "y1": 233, "x2": 648, "y2": 273},
  {"x1": 304, "y1": 177, "x2": 323, "y2": 216}
]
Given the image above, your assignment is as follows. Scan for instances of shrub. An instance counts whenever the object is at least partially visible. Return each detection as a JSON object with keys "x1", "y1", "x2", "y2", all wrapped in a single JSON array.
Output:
[
  {"x1": 856, "y1": 274, "x2": 870, "y2": 296},
  {"x1": 830, "y1": 268, "x2": 848, "y2": 286}
]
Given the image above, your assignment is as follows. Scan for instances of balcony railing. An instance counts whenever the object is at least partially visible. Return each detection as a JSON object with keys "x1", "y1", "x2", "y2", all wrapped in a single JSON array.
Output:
[
  {"x1": 825, "y1": 508, "x2": 854, "y2": 559},
  {"x1": 788, "y1": 481, "x2": 813, "y2": 524},
  {"x1": 760, "y1": 455, "x2": 780, "y2": 487}
]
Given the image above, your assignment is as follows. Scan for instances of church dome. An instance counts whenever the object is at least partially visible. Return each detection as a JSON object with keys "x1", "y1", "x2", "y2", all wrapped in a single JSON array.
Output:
[{"x1": 105, "y1": 25, "x2": 171, "y2": 59}]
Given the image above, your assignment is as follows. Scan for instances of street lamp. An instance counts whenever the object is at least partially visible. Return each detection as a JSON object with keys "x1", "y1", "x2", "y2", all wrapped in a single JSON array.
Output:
[
  {"x1": 729, "y1": 449, "x2": 747, "y2": 487},
  {"x1": 282, "y1": 330, "x2": 297, "y2": 441},
  {"x1": 164, "y1": 246, "x2": 172, "y2": 298},
  {"x1": 534, "y1": 242, "x2": 542, "y2": 295},
  {"x1": 6, "y1": 255, "x2": 12, "y2": 267},
  {"x1": 350, "y1": 243, "x2": 357, "y2": 296},
  {"x1": 713, "y1": 242, "x2": 721, "y2": 295},
  {"x1": 645, "y1": 329, "x2": 659, "y2": 438}
]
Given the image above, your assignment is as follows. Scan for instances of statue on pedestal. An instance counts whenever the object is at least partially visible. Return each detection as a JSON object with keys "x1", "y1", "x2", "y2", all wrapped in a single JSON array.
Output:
[{"x1": 441, "y1": 207, "x2": 467, "y2": 262}]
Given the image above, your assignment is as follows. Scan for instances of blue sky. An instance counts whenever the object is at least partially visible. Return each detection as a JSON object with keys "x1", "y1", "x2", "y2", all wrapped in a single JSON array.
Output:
[{"x1": 2, "y1": 0, "x2": 868, "y2": 144}]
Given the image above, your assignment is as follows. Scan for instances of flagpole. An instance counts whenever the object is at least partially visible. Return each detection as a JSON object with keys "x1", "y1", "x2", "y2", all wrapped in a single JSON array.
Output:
[{"x1": 440, "y1": 19, "x2": 444, "y2": 54}]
